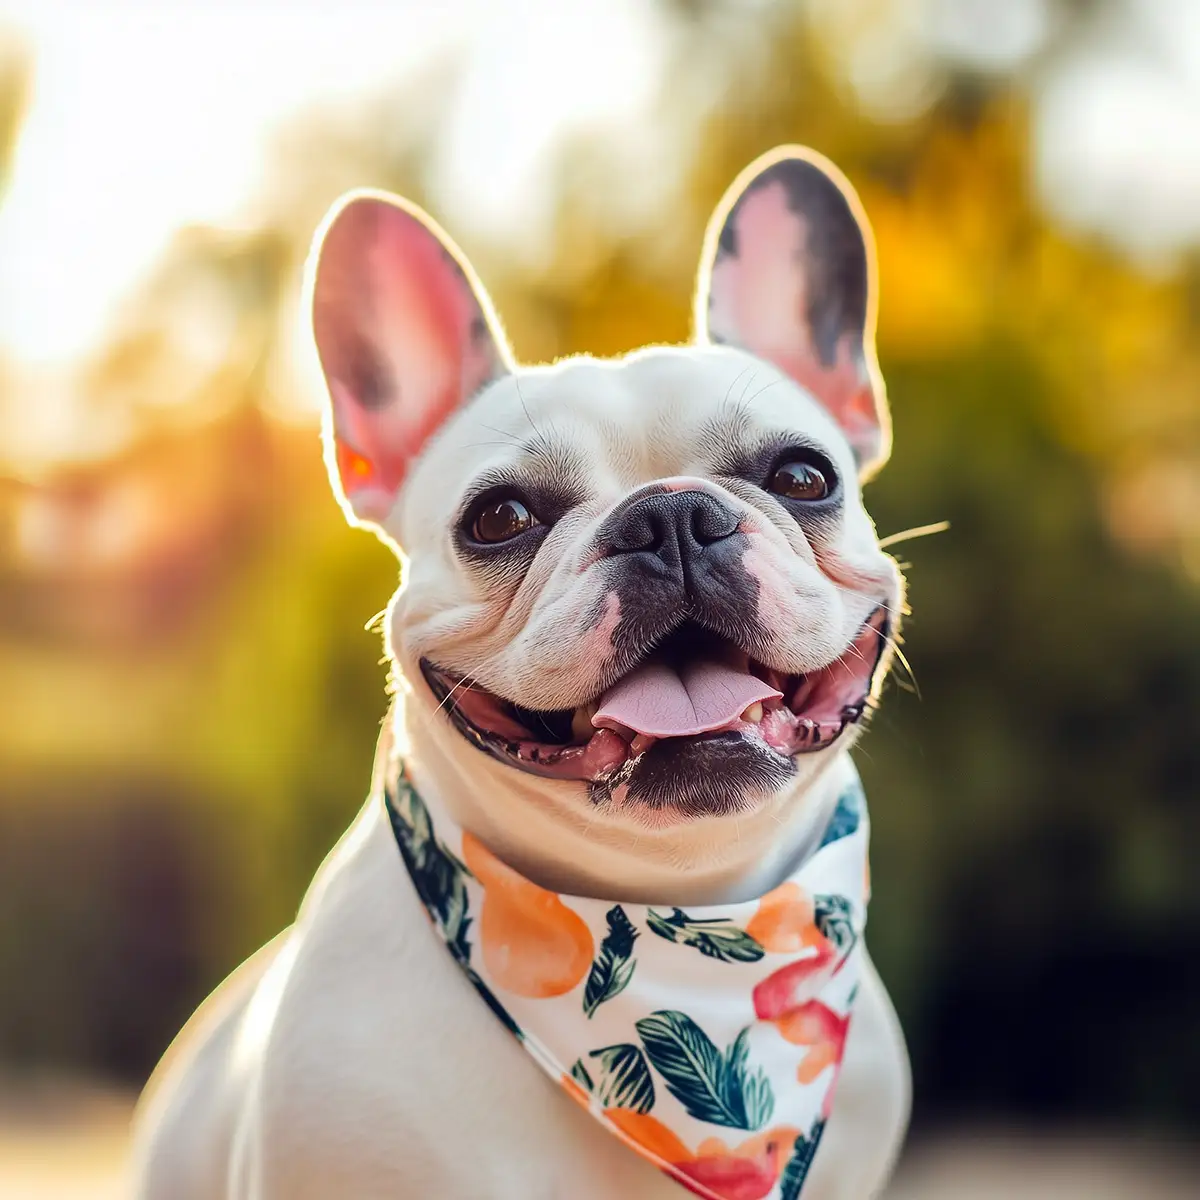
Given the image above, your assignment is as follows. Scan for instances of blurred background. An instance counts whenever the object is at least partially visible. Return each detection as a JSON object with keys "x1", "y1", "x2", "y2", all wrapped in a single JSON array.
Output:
[{"x1": 1, "y1": 1, "x2": 1197, "y2": 1196}]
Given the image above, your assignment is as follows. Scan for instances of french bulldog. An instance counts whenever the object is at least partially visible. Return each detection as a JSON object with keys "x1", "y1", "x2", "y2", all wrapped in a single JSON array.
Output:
[{"x1": 132, "y1": 145, "x2": 911, "y2": 1200}]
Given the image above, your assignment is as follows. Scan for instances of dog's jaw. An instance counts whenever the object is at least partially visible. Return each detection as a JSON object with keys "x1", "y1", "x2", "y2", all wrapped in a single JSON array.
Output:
[
  {"x1": 416, "y1": 603, "x2": 892, "y2": 814},
  {"x1": 390, "y1": 674, "x2": 866, "y2": 905}
]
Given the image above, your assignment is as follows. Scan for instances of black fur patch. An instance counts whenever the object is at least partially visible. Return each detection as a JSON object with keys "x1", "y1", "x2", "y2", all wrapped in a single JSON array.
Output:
[
  {"x1": 591, "y1": 487, "x2": 773, "y2": 668},
  {"x1": 624, "y1": 732, "x2": 795, "y2": 817}
]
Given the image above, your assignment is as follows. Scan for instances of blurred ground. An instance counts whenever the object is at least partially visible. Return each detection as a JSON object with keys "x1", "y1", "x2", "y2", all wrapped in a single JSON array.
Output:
[
  {"x1": 0, "y1": 1078, "x2": 129, "y2": 1200},
  {"x1": 887, "y1": 1134, "x2": 1200, "y2": 1200},
  {"x1": 2, "y1": 1076, "x2": 1197, "y2": 1200}
]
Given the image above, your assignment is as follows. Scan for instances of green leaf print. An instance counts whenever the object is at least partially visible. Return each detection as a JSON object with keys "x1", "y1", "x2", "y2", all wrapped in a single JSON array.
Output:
[
  {"x1": 569, "y1": 1045, "x2": 655, "y2": 1113},
  {"x1": 645, "y1": 907, "x2": 765, "y2": 963},
  {"x1": 635, "y1": 1011, "x2": 774, "y2": 1130},
  {"x1": 583, "y1": 905, "x2": 639, "y2": 1017},
  {"x1": 385, "y1": 775, "x2": 472, "y2": 964},
  {"x1": 464, "y1": 966, "x2": 523, "y2": 1041},
  {"x1": 813, "y1": 895, "x2": 856, "y2": 955},
  {"x1": 385, "y1": 774, "x2": 522, "y2": 1040},
  {"x1": 817, "y1": 781, "x2": 863, "y2": 848},
  {"x1": 778, "y1": 1119, "x2": 827, "y2": 1200},
  {"x1": 725, "y1": 1029, "x2": 775, "y2": 1130},
  {"x1": 587, "y1": 1044, "x2": 656, "y2": 1113}
]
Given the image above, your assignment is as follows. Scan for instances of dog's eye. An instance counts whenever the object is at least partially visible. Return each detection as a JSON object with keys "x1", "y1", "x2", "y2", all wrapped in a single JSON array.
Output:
[
  {"x1": 471, "y1": 498, "x2": 540, "y2": 543},
  {"x1": 768, "y1": 459, "x2": 831, "y2": 502}
]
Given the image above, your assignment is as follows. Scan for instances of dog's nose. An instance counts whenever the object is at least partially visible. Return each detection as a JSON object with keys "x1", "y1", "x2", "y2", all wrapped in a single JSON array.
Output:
[{"x1": 603, "y1": 490, "x2": 741, "y2": 583}]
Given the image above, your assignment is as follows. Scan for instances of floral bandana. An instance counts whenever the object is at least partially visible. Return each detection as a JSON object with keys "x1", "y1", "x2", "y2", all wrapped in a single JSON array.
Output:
[{"x1": 384, "y1": 761, "x2": 870, "y2": 1200}]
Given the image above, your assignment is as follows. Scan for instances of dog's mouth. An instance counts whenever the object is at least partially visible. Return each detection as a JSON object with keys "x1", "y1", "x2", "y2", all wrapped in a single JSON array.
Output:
[{"x1": 419, "y1": 606, "x2": 890, "y2": 788}]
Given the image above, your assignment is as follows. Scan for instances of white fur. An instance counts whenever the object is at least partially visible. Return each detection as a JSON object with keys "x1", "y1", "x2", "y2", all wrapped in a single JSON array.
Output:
[
  {"x1": 132, "y1": 147, "x2": 912, "y2": 1198},
  {"x1": 132, "y1": 713, "x2": 909, "y2": 1200},
  {"x1": 130, "y1": 368, "x2": 912, "y2": 1192}
]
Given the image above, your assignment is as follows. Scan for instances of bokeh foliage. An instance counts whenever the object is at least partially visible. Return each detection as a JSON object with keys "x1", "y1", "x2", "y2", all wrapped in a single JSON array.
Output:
[{"x1": 0, "y1": 8, "x2": 1197, "y2": 1134}]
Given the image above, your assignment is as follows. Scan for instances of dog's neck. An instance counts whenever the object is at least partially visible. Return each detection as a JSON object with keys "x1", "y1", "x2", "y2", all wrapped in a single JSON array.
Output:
[{"x1": 389, "y1": 687, "x2": 858, "y2": 907}]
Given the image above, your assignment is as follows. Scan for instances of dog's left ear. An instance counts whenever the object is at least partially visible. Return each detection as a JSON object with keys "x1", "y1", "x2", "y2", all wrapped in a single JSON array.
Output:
[
  {"x1": 308, "y1": 190, "x2": 513, "y2": 532},
  {"x1": 694, "y1": 146, "x2": 890, "y2": 478}
]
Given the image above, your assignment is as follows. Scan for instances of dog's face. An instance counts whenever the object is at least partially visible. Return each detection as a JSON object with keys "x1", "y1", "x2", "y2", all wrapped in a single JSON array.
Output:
[{"x1": 309, "y1": 147, "x2": 901, "y2": 828}]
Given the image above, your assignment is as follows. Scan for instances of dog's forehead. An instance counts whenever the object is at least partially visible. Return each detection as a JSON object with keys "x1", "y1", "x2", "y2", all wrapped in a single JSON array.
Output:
[{"x1": 421, "y1": 345, "x2": 855, "y2": 496}]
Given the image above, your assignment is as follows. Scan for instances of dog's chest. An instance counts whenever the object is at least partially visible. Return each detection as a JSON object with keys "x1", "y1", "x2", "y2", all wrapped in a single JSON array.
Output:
[{"x1": 248, "y1": 803, "x2": 683, "y2": 1200}]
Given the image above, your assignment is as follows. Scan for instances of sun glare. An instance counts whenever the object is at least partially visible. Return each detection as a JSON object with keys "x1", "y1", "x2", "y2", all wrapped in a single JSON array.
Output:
[
  {"x1": 0, "y1": 1, "x2": 669, "y2": 363},
  {"x1": 0, "y1": 2, "x2": 470, "y2": 370},
  {"x1": 0, "y1": 1, "x2": 671, "y2": 471}
]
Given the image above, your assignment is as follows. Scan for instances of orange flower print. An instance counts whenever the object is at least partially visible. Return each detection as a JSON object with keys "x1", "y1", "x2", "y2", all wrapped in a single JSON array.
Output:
[
  {"x1": 680, "y1": 1126, "x2": 801, "y2": 1200},
  {"x1": 561, "y1": 1072, "x2": 592, "y2": 1112},
  {"x1": 769, "y1": 1000, "x2": 850, "y2": 1088},
  {"x1": 388, "y1": 766, "x2": 866, "y2": 1200},
  {"x1": 604, "y1": 1108, "x2": 694, "y2": 1166},
  {"x1": 745, "y1": 882, "x2": 821, "y2": 953},
  {"x1": 606, "y1": 1111, "x2": 802, "y2": 1200},
  {"x1": 462, "y1": 832, "x2": 594, "y2": 998}
]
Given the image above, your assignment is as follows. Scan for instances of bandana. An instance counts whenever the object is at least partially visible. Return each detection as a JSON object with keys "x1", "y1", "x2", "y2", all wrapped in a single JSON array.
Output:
[{"x1": 384, "y1": 759, "x2": 870, "y2": 1200}]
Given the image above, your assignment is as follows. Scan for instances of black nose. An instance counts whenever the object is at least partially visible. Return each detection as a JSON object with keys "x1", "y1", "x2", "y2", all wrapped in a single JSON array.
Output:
[{"x1": 603, "y1": 490, "x2": 741, "y2": 587}]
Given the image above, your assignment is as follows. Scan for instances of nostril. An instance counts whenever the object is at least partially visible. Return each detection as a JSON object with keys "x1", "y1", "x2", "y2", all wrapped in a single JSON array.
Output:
[
  {"x1": 691, "y1": 495, "x2": 740, "y2": 545},
  {"x1": 611, "y1": 509, "x2": 663, "y2": 553},
  {"x1": 602, "y1": 489, "x2": 740, "y2": 558}
]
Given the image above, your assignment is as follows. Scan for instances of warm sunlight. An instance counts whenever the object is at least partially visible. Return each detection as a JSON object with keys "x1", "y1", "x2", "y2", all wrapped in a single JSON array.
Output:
[
  {"x1": 0, "y1": 2, "x2": 458, "y2": 367},
  {"x1": 0, "y1": 1, "x2": 670, "y2": 361},
  {"x1": 0, "y1": 0, "x2": 668, "y2": 470},
  {"x1": 1, "y1": 5, "x2": 1198, "y2": 1198}
]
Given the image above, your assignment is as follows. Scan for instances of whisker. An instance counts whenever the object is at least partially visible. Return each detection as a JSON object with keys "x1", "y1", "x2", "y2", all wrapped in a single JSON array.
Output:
[
  {"x1": 878, "y1": 520, "x2": 950, "y2": 549},
  {"x1": 744, "y1": 377, "x2": 782, "y2": 406},
  {"x1": 721, "y1": 364, "x2": 756, "y2": 412},
  {"x1": 578, "y1": 807, "x2": 600, "y2": 842},
  {"x1": 474, "y1": 419, "x2": 523, "y2": 444},
  {"x1": 889, "y1": 644, "x2": 921, "y2": 698},
  {"x1": 807, "y1": 596, "x2": 919, "y2": 693},
  {"x1": 436, "y1": 674, "x2": 477, "y2": 718},
  {"x1": 364, "y1": 608, "x2": 388, "y2": 633},
  {"x1": 840, "y1": 640, "x2": 871, "y2": 667},
  {"x1": 461, "y1": 439, "x2": 538, "y2": 452},
  {"x1": 513, "y1": 374, "x2": 547, "y2": 450},
  {"x1": 736, "y1": 367, "x2": 761, "y2": 408}
]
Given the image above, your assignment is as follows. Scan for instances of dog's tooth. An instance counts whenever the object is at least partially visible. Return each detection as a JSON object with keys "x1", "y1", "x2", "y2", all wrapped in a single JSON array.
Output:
[
  {"x1": 571, "y1": 705, "x2": 596, "y2": 743},
  {"x1": 741, "y1": 702, "x2": 764, "y2": 723}
]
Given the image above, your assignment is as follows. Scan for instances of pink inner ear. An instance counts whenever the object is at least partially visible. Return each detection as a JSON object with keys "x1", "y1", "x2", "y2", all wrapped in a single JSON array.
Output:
[
  {"x1": 331, "y1": 380, "x2": 416, "y2": 524},
  {"x1": 773, "y1": 338, "x2": 878, "y2": 449},
  {"x1": 706, "y1": 179, "x2": 880, "y2": 457},
  {"x1": 709, "y1": 181, "x2": 815, "y2": 360},
  {"x1": 317, "y1": 198, "x2": 505, "y2": 523}
]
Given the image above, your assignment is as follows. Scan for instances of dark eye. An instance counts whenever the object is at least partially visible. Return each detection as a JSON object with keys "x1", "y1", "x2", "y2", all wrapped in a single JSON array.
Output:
[
  {"x1": 470, "y1": 497, "x2": 540, "y2": 543},
  {"x1": 767, "y1": 458, "x2": 832, "y2": 502}
]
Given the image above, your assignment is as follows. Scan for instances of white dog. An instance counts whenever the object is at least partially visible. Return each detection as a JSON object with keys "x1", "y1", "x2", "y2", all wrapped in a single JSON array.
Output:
[{"x1": 132, "y1": 146, "x2": 911, "y2": 1200}]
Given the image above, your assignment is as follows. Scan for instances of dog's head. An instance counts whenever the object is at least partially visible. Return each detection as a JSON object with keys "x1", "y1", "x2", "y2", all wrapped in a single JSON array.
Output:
[{"x1": 308, "y1": 147, "x2": 901, "y2": 830}]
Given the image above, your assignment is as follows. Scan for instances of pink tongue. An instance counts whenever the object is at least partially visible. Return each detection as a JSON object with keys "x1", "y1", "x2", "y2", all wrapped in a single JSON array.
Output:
[{"x1": 593, "y1": 659, "x2": 782, "y2": 738}]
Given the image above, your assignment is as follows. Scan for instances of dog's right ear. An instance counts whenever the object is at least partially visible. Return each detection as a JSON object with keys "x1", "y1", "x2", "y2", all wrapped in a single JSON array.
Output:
[{"x1": 307, "y1": 191, "x2": 513, "y2": 533}]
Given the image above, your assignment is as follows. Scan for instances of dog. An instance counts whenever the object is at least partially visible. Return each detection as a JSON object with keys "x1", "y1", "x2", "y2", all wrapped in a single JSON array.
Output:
[{"x1": 131, "y1": 145, "x2": 911, "y2": 1200}]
